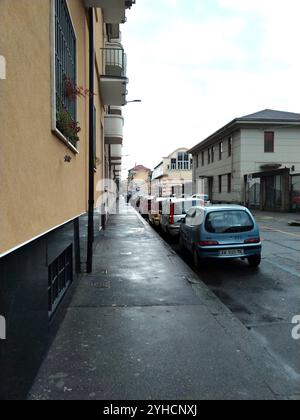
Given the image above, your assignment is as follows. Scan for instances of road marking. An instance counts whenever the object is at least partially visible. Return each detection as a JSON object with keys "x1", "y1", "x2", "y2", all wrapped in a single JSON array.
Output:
[
  {"x1": 265, "y1": 258, "x2": 300, "y2": 278},
  {"x1": 261, "y1": 225, "x2": 300, "y2": 238}
]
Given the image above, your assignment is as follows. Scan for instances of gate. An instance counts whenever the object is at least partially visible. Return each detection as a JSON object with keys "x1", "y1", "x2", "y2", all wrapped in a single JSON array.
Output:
[{"x1": 291, "y1": 175, "x2": 300, "y2": 212}]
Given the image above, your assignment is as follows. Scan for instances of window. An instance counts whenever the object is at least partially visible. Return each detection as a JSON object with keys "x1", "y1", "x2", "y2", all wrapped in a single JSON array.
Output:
[
  {"x1": 48, "y1": 245, "x2": 73, "y2": 318},
  {"x1": 178, "y1": 152, "x2": 183, "y2": 169},
  {"x1": 190, "y1": 159, "x2": 193, "y2": 170},
  {"x1": 211, "y1": 146, "x2": 215, "y2": 163},
  {"x1": 196, "y1": 155, "x2": 199, "y2": 169},
  {"x1": 227, "y1": 173, "x2": 232, "y2": 193},
  {"x1": 219, "y1": 142, "x2": 223, "y2": 160},
  {"x1": 54, "y1": 0, "x2": 77, "y2": 146},
  {"x1": 208, "y1": 149, "x2": 211, "y2": 164},
  {"x1": 228, "y1": 136, "x2": 232, "y2": 157},
  {"x1": 178, "y1": 152, "x2": 190, "y2": 170},
  {"x1": 171, "y1": 158, "x2": 177, "y2": 170},
  {"x1": 219, "y1": 175, "x2": 222, "y2": 193},
  {"x1": 202, "y1": 151, "x2": 205, "y2": 166},
  {"x1": 205, "y1": 211, "x2": 254, "y2": 234},
  {"x1": 264, "y1": 131, "x2": 275, "y2": 153}
]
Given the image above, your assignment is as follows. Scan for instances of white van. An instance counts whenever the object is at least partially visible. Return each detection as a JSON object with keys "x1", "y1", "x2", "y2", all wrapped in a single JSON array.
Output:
[{"x1": 160, "y1": 197, "x2": 204, "y2": 237}]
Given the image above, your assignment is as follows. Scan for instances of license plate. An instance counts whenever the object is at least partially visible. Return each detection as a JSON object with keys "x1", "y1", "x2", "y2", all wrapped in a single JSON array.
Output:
[{"x1": 219, "y1": 249, "x2": 244, "y2": 256}]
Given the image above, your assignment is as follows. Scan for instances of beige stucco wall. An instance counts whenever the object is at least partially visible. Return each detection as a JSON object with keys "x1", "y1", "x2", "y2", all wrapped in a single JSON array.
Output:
[{"x1": 0, "y1": 0, "x2": 105, "y2": 255}]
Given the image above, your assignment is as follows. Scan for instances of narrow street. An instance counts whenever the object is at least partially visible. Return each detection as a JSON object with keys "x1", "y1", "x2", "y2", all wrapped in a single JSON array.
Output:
[
  {"x1": 159, "y1": 212, "x2": 300, "y2": 393},
  {"x1": 29, "y1": 202, "x2": 300, "y2": 400}
]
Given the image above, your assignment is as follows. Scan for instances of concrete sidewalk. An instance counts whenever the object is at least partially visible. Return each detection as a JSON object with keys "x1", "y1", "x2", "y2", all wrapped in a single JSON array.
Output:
[{"x1": 29, "y1": 201, "x2": 293, "y2": 400}]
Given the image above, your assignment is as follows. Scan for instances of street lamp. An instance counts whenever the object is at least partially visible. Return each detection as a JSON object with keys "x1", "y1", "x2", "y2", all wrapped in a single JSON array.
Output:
[{"x1": 126, "y1": 99, "x2": 142, "y2": 104}]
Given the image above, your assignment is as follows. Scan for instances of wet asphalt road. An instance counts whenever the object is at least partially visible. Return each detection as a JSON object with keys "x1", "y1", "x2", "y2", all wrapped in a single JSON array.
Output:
[{"x1": 154, "y1": 213, "x2": 300, "y2": 390}]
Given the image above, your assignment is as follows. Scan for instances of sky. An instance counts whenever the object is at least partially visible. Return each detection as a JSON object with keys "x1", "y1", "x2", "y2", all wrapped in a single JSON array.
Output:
[{"x1": 120, "y1": 0, "x2": 300, "y2": 177}]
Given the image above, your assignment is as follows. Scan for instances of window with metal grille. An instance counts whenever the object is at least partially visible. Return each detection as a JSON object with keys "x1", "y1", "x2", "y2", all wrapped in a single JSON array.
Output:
[
  {"x1": 54, "y1": 0, "x2": 77, "y2": 146},
  {"x1": 48, "y1": 245, "x2": 73, "y2": 318}
]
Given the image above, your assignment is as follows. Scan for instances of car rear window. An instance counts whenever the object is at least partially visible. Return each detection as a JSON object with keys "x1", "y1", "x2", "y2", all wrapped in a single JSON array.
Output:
[{"x1": 205, "y1": 210, "x2": 254, "y2": 233}]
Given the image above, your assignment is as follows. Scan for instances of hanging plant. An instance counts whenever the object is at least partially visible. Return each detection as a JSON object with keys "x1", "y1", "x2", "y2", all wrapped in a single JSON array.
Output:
[
  {"x1": 64, "y1": 76, "x2": 95, "y2": 102},
  {"x1": 56, "y1": 105, "x2": 81, "y2": 146}
]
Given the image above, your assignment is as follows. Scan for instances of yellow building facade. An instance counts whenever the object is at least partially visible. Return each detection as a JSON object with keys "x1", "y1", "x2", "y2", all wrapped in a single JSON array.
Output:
[{"x1": 0, "y1": 0, "x2": 135, "y2": 399}]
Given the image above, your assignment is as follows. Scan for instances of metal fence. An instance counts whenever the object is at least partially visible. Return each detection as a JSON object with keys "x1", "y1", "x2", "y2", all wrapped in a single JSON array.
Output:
[{"x1": 101, "y1": 48, "x2": 127, "y2": 78}]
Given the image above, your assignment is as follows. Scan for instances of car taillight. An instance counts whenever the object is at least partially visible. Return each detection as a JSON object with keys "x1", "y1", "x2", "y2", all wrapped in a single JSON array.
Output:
[
  {"x1": 169, "y1": 203, "x2": 175, "y2": 225},
  {"x1": 244, "y1": 237, "x2": 260, "y2": 244},
  {"x1": 196, "y1": 241, "x2": 219, "y2": 246}
]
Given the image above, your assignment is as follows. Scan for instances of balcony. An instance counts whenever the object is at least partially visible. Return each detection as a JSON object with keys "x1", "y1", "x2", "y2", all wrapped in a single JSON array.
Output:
[
  {"x1": 104, "y1": 110, "x2": 124, "y2": 145},
  {"x1": 110, "y1": 144, "x2": 122, "y2": 163},
  {"x1": 100, "y1": 45, "x2": 128, "y2": 106},
  {"x1": 83, "y1": 1, "x2": 136, "y2": 24}
]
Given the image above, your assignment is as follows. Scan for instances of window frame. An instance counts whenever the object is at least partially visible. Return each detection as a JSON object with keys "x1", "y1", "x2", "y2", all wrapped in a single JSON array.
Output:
[
  {"x1": 51, "y1": 0, "x2": 79, "y2": 154},
  {"x1": 219, "y1": 141, "x2": 223, "y2": 160},
  {"x1": 227, "y1": 173, "x2": 232, "y2": 193},
  {"x1": 228, "y1": 136, "x2": 232, "y2": 157},
  {"x1": 170, "y1": 158, "x2": 177, "y2": 170},
  {"x1": 264, "y1": 131, "x2": 275, "y2": 153},
  {"x1": 218, "y1": 175, "x2": 222, "y2": 194}
]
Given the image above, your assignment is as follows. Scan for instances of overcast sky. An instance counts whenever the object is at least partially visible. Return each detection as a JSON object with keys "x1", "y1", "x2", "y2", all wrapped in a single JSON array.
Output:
[{"x1": 121, "y1": 0, "x2": 300, "y2": 177}]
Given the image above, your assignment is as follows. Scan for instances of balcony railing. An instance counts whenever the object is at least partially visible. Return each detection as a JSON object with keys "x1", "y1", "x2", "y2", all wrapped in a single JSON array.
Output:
[{"x1": 101, "y1": 47, "x2": 127, "y2": 78}]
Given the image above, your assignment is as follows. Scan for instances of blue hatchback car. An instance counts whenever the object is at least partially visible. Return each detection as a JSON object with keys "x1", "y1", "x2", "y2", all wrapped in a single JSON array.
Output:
[{"x1": 179, "y1": 205, "x2": 262, "y2": 267}]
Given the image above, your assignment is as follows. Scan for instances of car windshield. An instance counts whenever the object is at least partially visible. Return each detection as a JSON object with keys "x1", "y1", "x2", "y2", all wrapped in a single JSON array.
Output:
[{"x1": 205, "y1": 210, "x2": 254, "y2": 233}]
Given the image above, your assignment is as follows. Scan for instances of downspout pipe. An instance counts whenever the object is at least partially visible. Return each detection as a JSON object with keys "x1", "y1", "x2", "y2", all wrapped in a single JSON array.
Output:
[{"x1": 87, "y1": 8, "x2": 95, "y2": 274}]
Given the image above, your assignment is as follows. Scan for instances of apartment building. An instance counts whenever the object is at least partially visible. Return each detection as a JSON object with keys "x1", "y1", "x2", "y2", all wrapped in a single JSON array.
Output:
[
  {"x1": 151, "y1": 148, "x2": 193, "y2": 197},
  {"x1": 0, "y1": 0, "x2": 135, "y2": 399},
  {"x1": 190, "y1": 109, "x2": 300, "y2": 211},
  {"x1": 128, "y1": 165, "x2": 152, "y2": 196}
]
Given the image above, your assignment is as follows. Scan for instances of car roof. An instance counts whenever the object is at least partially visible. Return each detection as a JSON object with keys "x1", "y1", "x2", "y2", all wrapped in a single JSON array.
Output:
[{"x1": 188, "y1": 204, "x2": 250, "y2": 212}]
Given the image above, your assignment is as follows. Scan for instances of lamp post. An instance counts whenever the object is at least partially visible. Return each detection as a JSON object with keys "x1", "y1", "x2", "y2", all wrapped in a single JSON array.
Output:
[{"x1": 126, "y1": 99, "x2": 142, "y2": 104}]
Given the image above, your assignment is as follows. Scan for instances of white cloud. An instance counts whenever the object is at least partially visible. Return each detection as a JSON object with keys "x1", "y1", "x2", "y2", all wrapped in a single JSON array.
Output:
[{"x1": 121, "y1": 0, "x2": 300, "y2": 176}]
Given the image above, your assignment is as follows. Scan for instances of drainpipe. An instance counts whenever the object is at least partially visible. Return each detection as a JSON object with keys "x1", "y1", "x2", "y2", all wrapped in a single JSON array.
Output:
[{"x1": 87, "y1": 8, "x2": 95, "y2": 274}]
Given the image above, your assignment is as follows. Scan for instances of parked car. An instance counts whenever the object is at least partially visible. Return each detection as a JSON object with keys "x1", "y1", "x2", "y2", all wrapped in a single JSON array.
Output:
[
  {"x1": 148, "y1": 197, "x2": 167, "y2": 227},
  {"x1": 138, "y1": 196, "x2": 155, "y2": 219},
  {"x1": 179, "y1": 204, "x2": 262, "y2": 267},
  {"x1": 160, "y1": 198, "x2": 204, "y2": 238},
  {"x1": 191, "y1": 194, "x2": 210, "y2": 204}
]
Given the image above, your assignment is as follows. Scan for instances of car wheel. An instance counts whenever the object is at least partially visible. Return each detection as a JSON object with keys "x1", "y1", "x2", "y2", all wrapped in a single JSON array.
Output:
[{"x1": 248, "y1": 255, "x2": 261, "y2": 267}]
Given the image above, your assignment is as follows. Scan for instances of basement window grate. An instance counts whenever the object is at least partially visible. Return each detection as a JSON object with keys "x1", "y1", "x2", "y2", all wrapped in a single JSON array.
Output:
[{"x1": 48, "y1": 245, "x2": 73, "y2": 319}]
